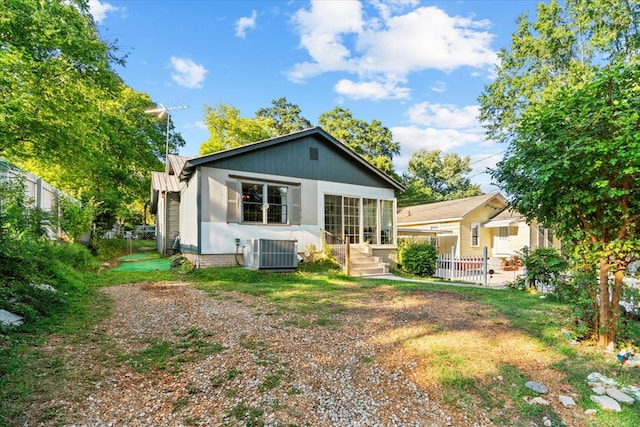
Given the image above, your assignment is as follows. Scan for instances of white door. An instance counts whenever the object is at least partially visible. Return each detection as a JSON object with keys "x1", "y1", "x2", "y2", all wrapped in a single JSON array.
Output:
[{"x1": 494, "y1": 227, "x2": 511, "y2": 255}]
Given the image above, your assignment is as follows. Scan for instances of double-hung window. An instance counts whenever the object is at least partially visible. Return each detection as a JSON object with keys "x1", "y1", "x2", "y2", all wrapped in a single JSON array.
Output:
[
  {"x1": 470, "y1": 223, "x2": 480, "y2": 247},
  {"x1": 241, "y1": 182, "x2": 288, "y2": 224}
]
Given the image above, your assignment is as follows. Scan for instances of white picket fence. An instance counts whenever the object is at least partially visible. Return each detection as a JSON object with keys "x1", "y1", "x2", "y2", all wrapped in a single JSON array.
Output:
[{"x1": 436, "y1": 246, "x2": 489, "y2": 286}]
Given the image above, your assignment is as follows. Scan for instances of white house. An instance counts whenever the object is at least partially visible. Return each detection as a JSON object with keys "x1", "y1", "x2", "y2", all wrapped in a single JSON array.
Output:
[{"x1": 150, "y1": 127, "x2": 405, "y2": 271}]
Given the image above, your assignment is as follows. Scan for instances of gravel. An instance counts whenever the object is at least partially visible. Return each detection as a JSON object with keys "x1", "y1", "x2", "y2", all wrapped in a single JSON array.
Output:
[{"x1": 61, "y1": 282, "x2": 454, "y2": 426}]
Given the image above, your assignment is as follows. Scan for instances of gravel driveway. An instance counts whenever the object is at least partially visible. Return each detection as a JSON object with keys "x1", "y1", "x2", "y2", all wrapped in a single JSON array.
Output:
[{"x1": 29, "y1": 280, "x2": 581, "y2": 426}]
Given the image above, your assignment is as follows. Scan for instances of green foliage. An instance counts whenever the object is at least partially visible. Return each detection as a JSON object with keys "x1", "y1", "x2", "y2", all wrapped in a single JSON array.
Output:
[
  {"x1": 479, "y1": 0, "x2": 640, "y2": 347},
  {"x1": 1, "y1": 0, "x2": 172, "y2": 225},
  {"x1": 564, "y1": 270, "x2": 600, "y2": 341},
  {"x1": 54, "y1": 196, "x2": 96, "y2": 243},
  {"x1": 318, "y1": 107, "x2": 400, "y2": 177},
  {"x1": 524, "y1": 248, "x2": 568, "y2": 296},
  {"x1": 200, "y1": 103, "x2": 273, "y2": 154},
  {"x1": 400, "y1": 149, "x2": 482, "y2": 206},
  {"x1": 397, "y1": 240, "x2": 437, "y2": 277},
  {"x1": 255, "y1": 97, "x2": 313, "y2": 136}
]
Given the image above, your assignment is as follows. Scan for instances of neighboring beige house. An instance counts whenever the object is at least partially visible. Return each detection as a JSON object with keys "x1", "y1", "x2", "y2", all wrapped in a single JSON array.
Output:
[
  {"x1": 397, "y1": 193, "x2": 507, "y2": 257},
  {"x1": 483, "y1": 208, "x2": 562, "y2": 257},
  {"x1": 397, "y1": 192, "x2": 561, "y2": 258}
]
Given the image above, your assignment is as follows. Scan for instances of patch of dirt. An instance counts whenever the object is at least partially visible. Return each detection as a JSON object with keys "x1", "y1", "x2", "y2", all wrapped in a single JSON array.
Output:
[{"x1": 25, "y1": 281, "x2": 587, "y2": 426}]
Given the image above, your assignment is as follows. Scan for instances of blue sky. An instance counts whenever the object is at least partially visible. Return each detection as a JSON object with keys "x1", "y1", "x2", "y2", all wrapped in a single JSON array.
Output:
[{"x1": 90, "y1": 0, "x2": 540, "y2": 191}]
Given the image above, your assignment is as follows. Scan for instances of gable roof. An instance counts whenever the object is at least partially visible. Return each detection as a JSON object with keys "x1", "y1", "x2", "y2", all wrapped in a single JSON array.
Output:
[
  {"x1": 397, "y1": 192, "x2": 506, "y2": 224},
  {"x1": 179, "y1": 127, "x2": 404, "y2": 191},
  {"x1": 483, "y1": 207, "x2": 529, "y2": 228}
]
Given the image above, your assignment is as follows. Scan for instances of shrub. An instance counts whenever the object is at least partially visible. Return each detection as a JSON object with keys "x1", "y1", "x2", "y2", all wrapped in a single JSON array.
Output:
[
  {"x1": 398, "y1": 241, "x2": 437, "y2": 277},
  {"x1": 524, "y1": 247, "x2": 568, "y2": 296}
]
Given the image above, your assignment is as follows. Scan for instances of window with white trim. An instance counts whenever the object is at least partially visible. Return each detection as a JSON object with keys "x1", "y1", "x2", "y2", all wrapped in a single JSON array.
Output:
[
  {"x1": 241, "y1": 182, "x2": 288, "y2": 224},
  {"x1": 471, "y1": 223, "x2": 480, "y2": 246}
]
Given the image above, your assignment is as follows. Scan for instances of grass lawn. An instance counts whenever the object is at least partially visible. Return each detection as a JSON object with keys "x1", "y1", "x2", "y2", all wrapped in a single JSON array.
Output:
[{"x1": 1, "y1": 256, "x2": 639, "y2": 426}]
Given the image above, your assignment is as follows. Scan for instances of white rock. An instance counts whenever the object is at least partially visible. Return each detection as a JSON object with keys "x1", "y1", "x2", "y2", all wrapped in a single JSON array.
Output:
[
  {"x1": 531, "y1": 396, "x2": 550, "y2": 405},
  {"x1": 559, "y1": 395, "x2": 577, "y2": 408},
  {"x1": 0, "y1": 309, "x2": 24, "y2": 326},
  {"x1": 590, "y1": 395, "x2": 622, "y2": 412},
  {"x1": 32, "y1": 283, "x2": 57, "y2": 292},
  {"x1": 606, "y1": 388, "x2": 635, "y2": 404},
  {"x1": 524, "y1": 381, "x2": 548, "y2": 394},
  {"x1": 591, "y1": 386, "x2": 606, "y2": 395}
]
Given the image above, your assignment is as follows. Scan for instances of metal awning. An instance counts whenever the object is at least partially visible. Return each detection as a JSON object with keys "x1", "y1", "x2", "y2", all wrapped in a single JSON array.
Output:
[
  {"x1": 483, "y1": 219, "x2": 517, "y2": 228},
  {"x1": 397, "y1": 228, "x2": 453, "y2": 236}
]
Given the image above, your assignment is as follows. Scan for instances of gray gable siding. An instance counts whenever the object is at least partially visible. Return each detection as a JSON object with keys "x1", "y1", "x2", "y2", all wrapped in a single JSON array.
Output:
[{"x1": 196, "y1": 134, "x2": 393, "y2": 189}]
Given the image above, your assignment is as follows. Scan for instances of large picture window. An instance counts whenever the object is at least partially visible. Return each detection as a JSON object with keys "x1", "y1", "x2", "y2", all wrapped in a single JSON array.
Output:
[{"x1": 242, "y1": 182, "x2": 288, "y2": 224}]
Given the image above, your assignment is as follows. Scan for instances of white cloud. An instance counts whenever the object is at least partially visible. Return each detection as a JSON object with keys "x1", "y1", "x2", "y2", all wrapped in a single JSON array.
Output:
[
  {"x1": 356, "y1": 7, "x2": 495, "y2": 74},
  {"x1": 169, "y1": 57, "x2": 208, "y2": 89},
  {"x1": 236, "y1": 10, "x2": 257, "y2": 38},
  {"x1": 407, "y1": 102, "x2": 479, "y2": 129},
  {"x1": 288, "y1": 2, "x2": 497, "y2": 101},
  {"x1": 88, "y1": 0, "x2": 119, "y2": 24},
  {"x1": 288, "y1": 0, "x2": 364, "y2": 81},
  {"x1": 334, "y1": 78, "x2": 411, "y2": 100}
]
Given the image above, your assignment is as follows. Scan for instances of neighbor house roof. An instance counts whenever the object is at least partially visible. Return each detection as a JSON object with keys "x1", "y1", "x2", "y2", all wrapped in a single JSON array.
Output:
[
  {"x1": 397, "y1": 192, "x2": 506, "y2": 225},
  {"x1": 178, "y1": 127, "x2": 405, "y2": 192},
  {"x1": 483, "y1": 207, "x2": 527, "y2": 228}
]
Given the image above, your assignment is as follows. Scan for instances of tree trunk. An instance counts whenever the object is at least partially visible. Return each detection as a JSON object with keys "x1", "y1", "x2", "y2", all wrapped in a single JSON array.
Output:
[
  {"x1": 608, "y1": 266, "x2": 626, "y2": 345},
  {"x1": 597, "y1": 258, "x2": 612, "y2": 349}
]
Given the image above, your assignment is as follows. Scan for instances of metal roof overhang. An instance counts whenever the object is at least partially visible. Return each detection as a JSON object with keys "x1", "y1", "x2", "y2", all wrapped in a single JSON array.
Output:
[
  {"x1": 397, "y1": 228, "x2": 453, "y2": 236},
  {"x1": 483, "y1": 219, "x2": 517, "y2": 228}
]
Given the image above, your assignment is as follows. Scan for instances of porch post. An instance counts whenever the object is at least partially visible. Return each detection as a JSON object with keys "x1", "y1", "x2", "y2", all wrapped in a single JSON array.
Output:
[
  {"x1": 483, "y1": 246, "x2": 488, "y2": 286},
  {"x1": 450, "y1": 246, "x2": 455, "y2": 280},
  {"x1": 345, "y1": 237, "x2": 351, "y2": 276}
]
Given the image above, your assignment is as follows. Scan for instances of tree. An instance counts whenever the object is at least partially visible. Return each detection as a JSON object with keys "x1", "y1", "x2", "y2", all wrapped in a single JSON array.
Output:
[
  {"x1": 318, "y1": 107, "x2": 400, "y2": 177},
  {"x1": 255, "y1": 97, "x2": 313, "y2": 136},
  {"x1": 400, "y1": 149, "x2": 482, "y2": 206},
  {"x1": 492, "y1": 63, "x2": 640, "y2": 349},
  {"x1": 0, "y1": 0, "x2": 171, "y2": 228},
  {"x1": 479, "y1": 0, "x2": 640, "y2": 348},
  {"x1": 200, "y1": 103, "x2": 273, "y2": 154}
]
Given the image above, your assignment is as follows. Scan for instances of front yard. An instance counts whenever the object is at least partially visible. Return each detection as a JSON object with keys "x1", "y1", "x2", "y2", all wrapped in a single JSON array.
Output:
[{"x1": 2, "y1": 265, "x2": 640, "y2": 426}]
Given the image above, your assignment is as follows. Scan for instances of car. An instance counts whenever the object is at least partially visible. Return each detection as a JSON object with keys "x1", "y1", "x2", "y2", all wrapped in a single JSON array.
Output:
[{"x1": 133, "y1": 225, "x2": 156, "y2": 240}]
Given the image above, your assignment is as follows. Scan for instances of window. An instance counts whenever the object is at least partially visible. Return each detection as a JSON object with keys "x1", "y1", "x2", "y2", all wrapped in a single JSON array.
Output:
[
  {"x1": 323, "y1": 195, "x2": 395, "y2": 245},
  {"x1": 471, "y1": 223, "x2": 480, "y2": 246},
  {"x1": 363, "y1": 198, "x2": 377, "y2": 244},
  {"x1": 242, "y1": 182, "x2": 288, "y2": 224},
  {"x1": 538, "y1": 225, "x2": 545, "y2": 248},
  {"x1": 344, "y1": 197, "x2": 360, "y2": 243},
  {"x1": 381, "y1": 200, "x2": 394, "y2": 244},
  {"x1": 323, "y1": 195, "x2": 342, "y2": 242},
  {"x1": 547, "y1": 228, "x2": 554, "y2": 247}
]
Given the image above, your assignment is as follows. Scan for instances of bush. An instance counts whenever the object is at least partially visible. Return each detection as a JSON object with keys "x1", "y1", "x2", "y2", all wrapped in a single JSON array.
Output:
[
  {"x1": 398, "y1": 241, "x2": 437, "y2": 277},
  {"x1": 524, "y1": 247, "x2": 568, "y2": 295}
]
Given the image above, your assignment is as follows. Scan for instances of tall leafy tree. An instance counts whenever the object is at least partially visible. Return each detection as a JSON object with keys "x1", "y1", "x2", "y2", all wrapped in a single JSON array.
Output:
[
  {"x1": 318, "y1": 107, "x2": 400, "y2": 176},
  {"x1": 1, "y1": 0, "x2": 175, "y2": 227},
  {"x1": 400, "y1": 149, "x2": 481, "y2": 206},
  {"x1": 200, "y1": 103, "x2": 272, "y2": 154},
  {"x1": 479, "y1": 0, "x2": 640, "y2": 348},
  {"x1": 493, "y1": 63, "x2": 640, "y2": 348},
  {"x1": 255, "y1": 97, "x2": 313, "y2": 136}
]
